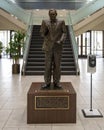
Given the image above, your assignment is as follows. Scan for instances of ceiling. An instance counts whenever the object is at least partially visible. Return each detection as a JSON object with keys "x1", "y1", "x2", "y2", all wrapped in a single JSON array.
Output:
[
  {"x1": 12, "y1": 0, "x2": 93, "y2": 9},
  {"x1": 1, "y1": 0, "x2": 103, "y2": 34}
]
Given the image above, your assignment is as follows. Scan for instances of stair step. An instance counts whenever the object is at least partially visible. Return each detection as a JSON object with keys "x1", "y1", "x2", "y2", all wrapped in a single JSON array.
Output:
[
  {"x1": 27, "y1": 61, "x2": 75, "y2": 66},
  {"x1": 27, "y1": 57, "x2": 74, "y2": 62},
  {"x1": 30, "y1": 45, "x2": 71, "y2": 48},
  {"x1": 28, "y1": 54, "x2": 74, "y2": 58},
  {"x1": 28, "y1": 51, "x2": 73, "y2": 54},
  {"x1": 26, "y1": 65, "x2": 75, "y2": 68},
  {"x1": 25, "y1": 70, "x2": 76, "y2": 75},
  {"x1": 29, "y1": 47, "x2": 72, "y2": 50},
  {"x1": 26, "y1": 67, "x2": 75, "y2": 71}
]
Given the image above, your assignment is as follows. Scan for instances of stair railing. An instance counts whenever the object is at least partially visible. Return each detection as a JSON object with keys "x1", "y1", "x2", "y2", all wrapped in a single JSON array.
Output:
[
  {"x1": 22, "y1": 11, "x2": 34, "y2": 75},
  {"x1": 67, "y1": 13, "x2": 80, "y2": 75},
  {"x1": 71, "y1": 0, "x2": 104, "y2": 25}
]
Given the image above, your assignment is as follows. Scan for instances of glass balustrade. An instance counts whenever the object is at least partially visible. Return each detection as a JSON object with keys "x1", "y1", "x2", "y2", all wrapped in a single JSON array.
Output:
[
  {"x1": 67, "y1": 13, "x2": 79, "y2": 75},
  {"x1": 71, "y1": 0, "x2": 104, "y2": 25},
  {"x1": 0, "y1": 0, "x2": 31, "y2": 24},
  {"x1": 22, "y1": 11, "x2": 34, "y2": 75}
]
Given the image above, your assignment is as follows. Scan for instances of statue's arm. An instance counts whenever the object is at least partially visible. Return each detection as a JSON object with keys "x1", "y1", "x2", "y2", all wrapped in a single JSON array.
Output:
[
  {"x1": 40, "y1": 20, "x2": 49, "y2": 37},
  {"x1": 60, "y1": 20, "x2": 67, "y2": 43}
]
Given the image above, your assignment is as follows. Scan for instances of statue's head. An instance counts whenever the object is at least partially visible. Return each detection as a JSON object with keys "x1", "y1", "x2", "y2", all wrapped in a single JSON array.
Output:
[{"x1": 49, "y1": 9, "x2": 57, "y2": 22}]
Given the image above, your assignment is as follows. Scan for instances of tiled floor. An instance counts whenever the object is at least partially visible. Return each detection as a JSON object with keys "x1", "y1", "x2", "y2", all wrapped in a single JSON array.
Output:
[{"x1": 0, "y1": 57, "x2": 104, "y2": 130}]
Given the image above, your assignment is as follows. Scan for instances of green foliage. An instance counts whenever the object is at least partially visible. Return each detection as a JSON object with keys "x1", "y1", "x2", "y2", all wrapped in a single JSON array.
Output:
[
  {"x1": 0, "y1": 41, "x2": 4, "y2": 54},
  {"x1": 7, "y1": 30, "x2": 25, "y2": 64}
]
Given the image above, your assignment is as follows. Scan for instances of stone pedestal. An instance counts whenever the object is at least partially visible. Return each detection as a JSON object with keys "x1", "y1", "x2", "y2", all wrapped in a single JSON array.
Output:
[{"x1": 27, "y1": 82, "x2": 76, "y2": 124}]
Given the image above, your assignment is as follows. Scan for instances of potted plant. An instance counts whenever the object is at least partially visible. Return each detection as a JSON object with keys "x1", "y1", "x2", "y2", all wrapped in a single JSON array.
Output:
[
  {"x1": 0, "y1": 41, "x2": 4, "y2": 58},
  {"x1": 8, "y1": 30, "x2": 25, "y2": 74}
]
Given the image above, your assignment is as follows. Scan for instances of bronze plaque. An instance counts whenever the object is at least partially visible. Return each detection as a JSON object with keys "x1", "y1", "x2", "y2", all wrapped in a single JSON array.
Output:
[{"x1": 35, "y1": 96, "x2": 69, "y2": 110}]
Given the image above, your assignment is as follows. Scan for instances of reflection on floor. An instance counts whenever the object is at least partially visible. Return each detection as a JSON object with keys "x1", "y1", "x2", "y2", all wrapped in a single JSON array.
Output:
[{"x1": 0, "y1": 58, "x2": 104, "y2": 130}]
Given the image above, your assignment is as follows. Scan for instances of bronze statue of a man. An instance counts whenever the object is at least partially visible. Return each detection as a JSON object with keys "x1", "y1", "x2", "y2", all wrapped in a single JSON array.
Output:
[{"x1": 40, "y1": 9, "x2": 67, "y2": 88}]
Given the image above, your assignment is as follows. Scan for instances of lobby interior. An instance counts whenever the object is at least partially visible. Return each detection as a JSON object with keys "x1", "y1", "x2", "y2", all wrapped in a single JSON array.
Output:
[{"x1": 0, "y1": 0, "x2": 104, "y2": 130}]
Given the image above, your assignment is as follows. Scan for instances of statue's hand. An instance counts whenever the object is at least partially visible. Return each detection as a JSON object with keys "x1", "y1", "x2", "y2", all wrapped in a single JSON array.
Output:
[
  {"x1": 44, "y1": 28, "x2": 49, "y2": 36},
  {"x1": 56, "y1": 41, "x2": 61, "y2": 44}
]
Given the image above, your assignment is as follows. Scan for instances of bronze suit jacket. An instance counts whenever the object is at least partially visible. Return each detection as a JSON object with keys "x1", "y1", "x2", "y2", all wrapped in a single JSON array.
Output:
[{"x1": 40, "y1": 19, "x2": 67, "y2": 51}]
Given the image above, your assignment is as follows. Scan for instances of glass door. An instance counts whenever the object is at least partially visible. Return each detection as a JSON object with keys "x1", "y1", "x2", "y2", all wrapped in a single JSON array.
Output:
[
  {"x1": 76, "y1": 31, "x2": 91, "y2": 58},
  {"x1": 92, "y1": 31, "x2": 103, "y2": 57}
]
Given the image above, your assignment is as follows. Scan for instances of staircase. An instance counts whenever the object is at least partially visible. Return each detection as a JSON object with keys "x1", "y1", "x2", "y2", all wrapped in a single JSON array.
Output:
[{"x1": 24, "y1": 25, "x2": 77, "y2": 75}]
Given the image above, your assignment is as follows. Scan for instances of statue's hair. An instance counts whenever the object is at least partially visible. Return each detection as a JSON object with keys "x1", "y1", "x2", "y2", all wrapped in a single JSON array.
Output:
[{"x1": 49, "y1": 9, "x2": 57, "y2": 15}]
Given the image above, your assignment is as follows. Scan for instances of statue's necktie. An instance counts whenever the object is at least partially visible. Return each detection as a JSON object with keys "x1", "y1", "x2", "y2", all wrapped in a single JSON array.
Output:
[{"x1": 51, "y1": 22, "x2": 56, "y2": 40}]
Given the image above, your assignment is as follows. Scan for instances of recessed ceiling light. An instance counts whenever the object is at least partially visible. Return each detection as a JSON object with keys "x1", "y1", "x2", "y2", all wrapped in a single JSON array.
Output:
[
  {"x1": 86, "y1": 0, "x2": 93, "y2": 3},
  {"x1": 36, "y1": 9, "x2": 39, "y2": 11},
  {"x1": 11, "y1": 14, "x2": 14, "y2": 17},
  {"x1": 60, "y1": 14, "x2": 63, "y2": 17},
  {"x1": 62, "y1": 9, "x2": 66, "y2": 11},
  {"x1": 9, "y1": 0, "x2": 16, "y2": 3},
  {"x1": 15, "y1": 16, "x2": 18, "y2": 19}
]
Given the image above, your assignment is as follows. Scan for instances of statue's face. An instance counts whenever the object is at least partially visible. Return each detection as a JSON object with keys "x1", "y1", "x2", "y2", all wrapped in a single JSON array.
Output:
[{"x1": 49, "y1": 10, "x2": 57, "y2": 22}]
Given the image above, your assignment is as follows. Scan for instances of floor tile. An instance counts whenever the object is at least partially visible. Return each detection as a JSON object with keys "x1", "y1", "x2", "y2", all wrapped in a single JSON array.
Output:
[{"x1": 0, "y1": 110, "x2": 12, "y2": 128}]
